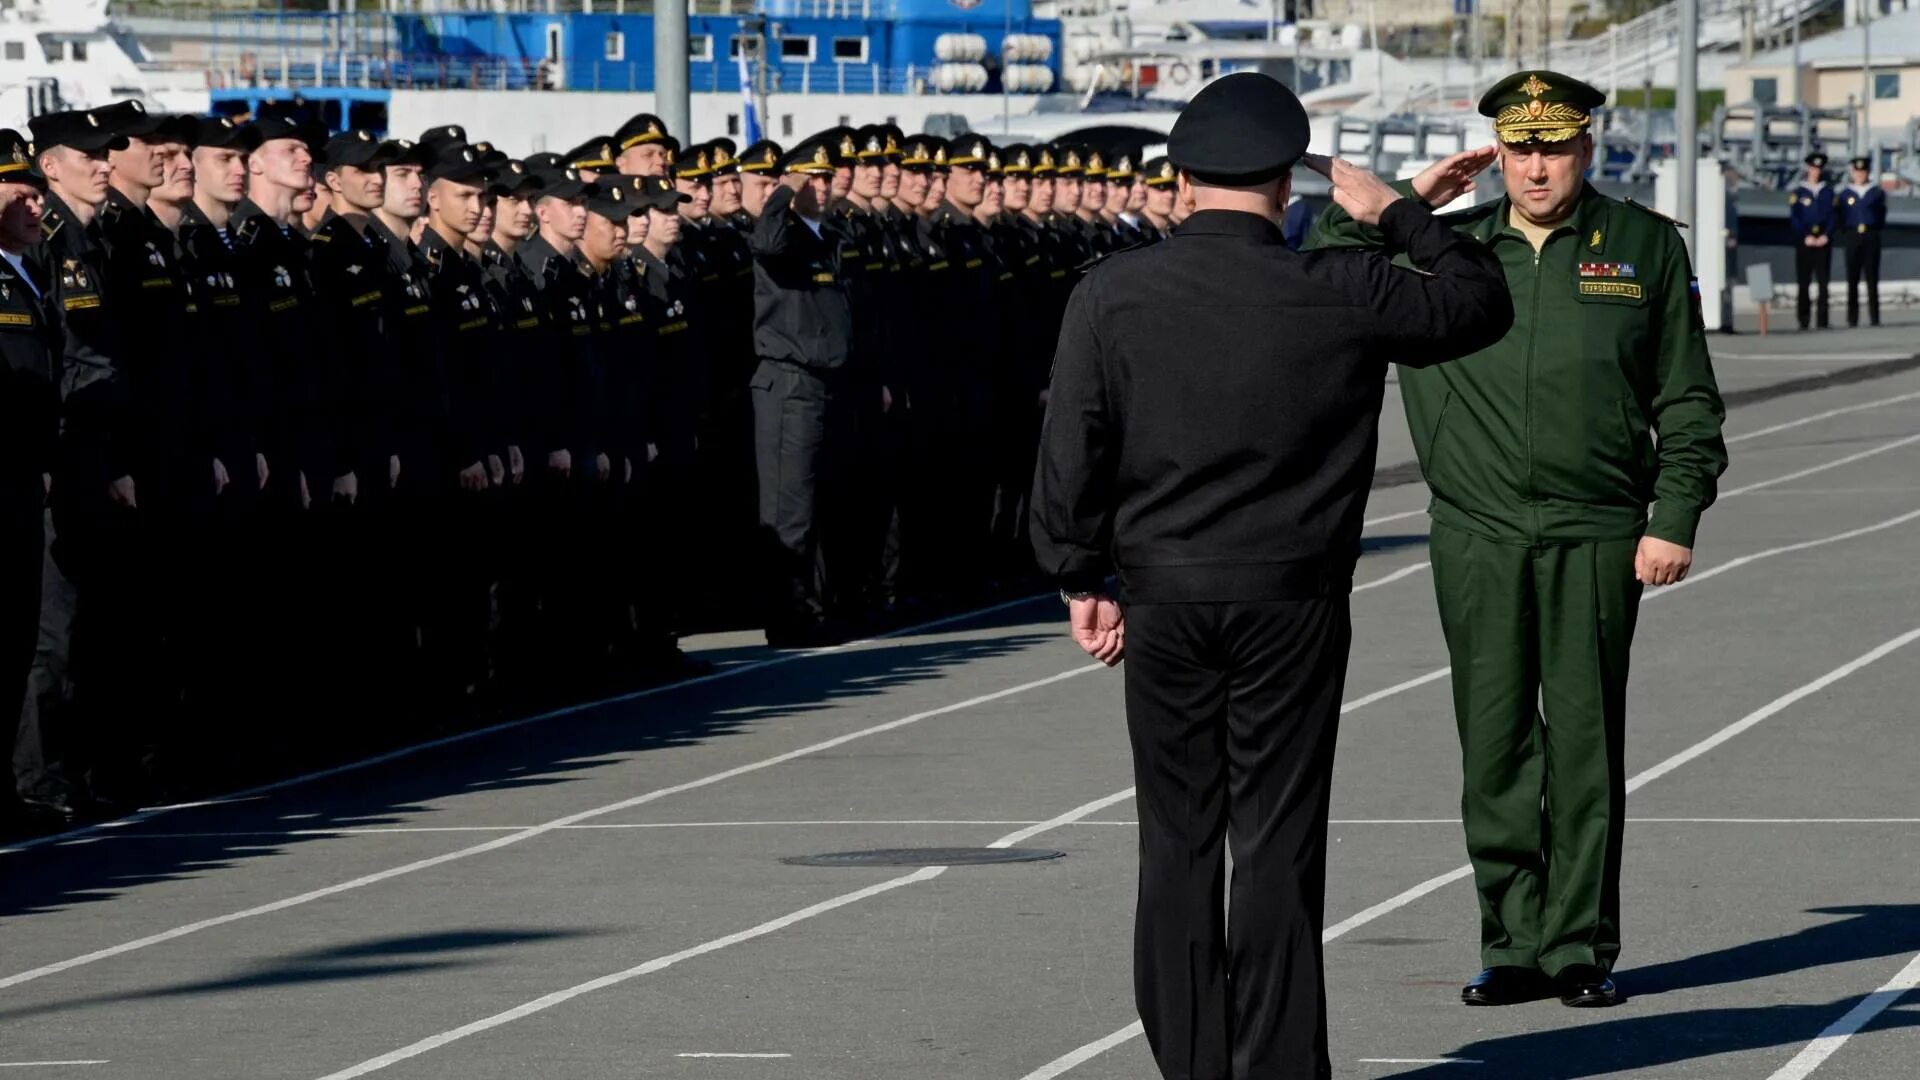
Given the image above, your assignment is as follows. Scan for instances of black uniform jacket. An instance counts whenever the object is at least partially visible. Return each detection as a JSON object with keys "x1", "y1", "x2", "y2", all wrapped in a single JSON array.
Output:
[
  {"x1": 0, "y1": 250, "x2": 59, "y2": 494},
  {"x1": 749, "y1": 185, "x2": 852, "y2": 374},
  {"x1": 1030, "y1": 201, "x2": 1513, "y2": 602}
]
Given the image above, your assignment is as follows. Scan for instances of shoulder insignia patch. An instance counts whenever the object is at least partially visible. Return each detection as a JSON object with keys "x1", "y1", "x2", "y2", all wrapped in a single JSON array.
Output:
[
  {"x1": 234, "y1": 217, "x2": 261, "y2": 244},
  {"x1": 312, "y1": 230, "x2": 332, "y2": 244},
  {"x1": 40, "y1": 217, "x2": 62, "y2": 240},
  {"x1": 1624, "y1": 198, "x2": 1688, "y2": 230}
]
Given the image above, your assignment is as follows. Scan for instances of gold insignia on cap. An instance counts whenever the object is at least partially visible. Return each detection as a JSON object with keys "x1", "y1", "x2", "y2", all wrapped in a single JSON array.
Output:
[
  {"x1": 565, "y1": 168, "x2": 578, "y2": 180},
  {"x1": 87, "y1": 114, "x2": 99, "y2": 128},
  {"x1": 1493, "y1": 72, "x2": 1591, "y2": 144},
  {"x1": 511, "y1": 162, "x2": 523, "y2": 174},
  {"x1": 612, "y1": 186, "x2": 623, "y2": 202},
  {"x1": 357, "y1": 130, "x2": 371, "y2": 141},
  {"x1": 884, "y1": 133, "x2": 900, "y2": 154},
  {"x1": 864, "y1": 135, "x2": 881, "y2": 155},
  {"x1": 839, "y1": 133, "x2": 857, "y2": 158},
  {"x1": 697, "y1": 148, "x2": 710, "y2": 169},
  {"x1": 462, "y1": 149, "x2": 474, "y2": 162},
  {"x1": 649, "y1": 120, "x2": 661, "y2": 135},
  {"x1": 814, "y1": 145, "x2": 829, "y2": 165},
  {"x1": 220, "y1": 119, "x2": 234, "y2": 129},
  {"x1": 1066, "y1": 149, "x2": 1081, "y2": 168},
  {"x1": 1521, "y1": 74, "x2": 1551, "y2": 99},
  {"x1": 714, "y1": 145, "x2": 735, "y2": 166},
  {"x1": 132, "y1": 101, "x2": 146, "y2": 113},
  {"x1": 1160, "y1": 160, "x2": 1174, "y2": 180}
]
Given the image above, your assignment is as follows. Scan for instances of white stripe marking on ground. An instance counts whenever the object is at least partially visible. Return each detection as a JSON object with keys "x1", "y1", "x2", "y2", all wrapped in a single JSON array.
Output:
[
  {"x1": 0, "y1": 1064, "x2": 108, "y2": 1069},
  {"x1": 675, "y1": 1053, "x2": 793, "y2": 1059},
  {"x1": 0, "y1": 665, "x2": 1102, "y2": 992},
  {"x1": 1765, "y1": 950, "x2": 1920, "y2": 1080},
  {"x1": 312, "y1": 789, "x2": 1135, "y2": 1079},
  {"x1": 1716, "y1": 432, "x2": 1920, "y2": 499},
  {"x1": 0, "y1": 592, "x2": 1058, "y2": 856},
  {"x1": 1017, "y1": 627, "x2": 1920, "y2": 1079},
  {"x1": 1363, "y1": 508, "x2": 1428, "y2": 528},
  {"x1": 1353, "y1": 562, "x2": 1430, "y2": 592},
  {"x1": 1357, "y1": 1060, "x2": 1483, "y2": 1066}
]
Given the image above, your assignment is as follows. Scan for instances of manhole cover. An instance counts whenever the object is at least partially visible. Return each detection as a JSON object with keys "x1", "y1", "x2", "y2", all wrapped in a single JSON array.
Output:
[{"x1": 782, "y1": 847, "x2": 1065, "y2": 868}]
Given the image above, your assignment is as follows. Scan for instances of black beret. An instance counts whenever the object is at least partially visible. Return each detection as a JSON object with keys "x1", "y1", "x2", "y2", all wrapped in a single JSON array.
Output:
[
  {"x1": 92, "y1": 99, "x2": 167, "y2": 139},
  {"x1": 528, "y1": 164, "x2": 591, "y2": 201},
  {"x1": 29, "y1": 109, "x2": 129, "y2": 154},
  {"x1": 376, "y1": 138, "x2": 435, "y2": 170},
  {"x1": 585, "y1": 176, "x2": 637, "y2": 221},
  {"x1": 1167, "y1": 72, "x2": 1309, "y2": 185},
  {"x1": 419, "y1": 124, "x2": 468, "y2": 149},
  {"x1": 194, "y1": 116, "x2": 262, "y2": 152},
  {"x1": 614, "y1": 113, "x2": 671, "y2": 151},
  {"x1": 0, "y1": 129, "x2": 47, "y2": 187},
  {"x1": 633, "y1": 174, "x2": 691, "y2": 212},
  {"x1": 487, "y1": 158, "x2": 544, "y2": 198},
  {"x1": 425, "y1": 142, "x2": 491, "y2": 185},
  {"x1": 738, "y1": 140, "x2": 784, "y2": 174}
]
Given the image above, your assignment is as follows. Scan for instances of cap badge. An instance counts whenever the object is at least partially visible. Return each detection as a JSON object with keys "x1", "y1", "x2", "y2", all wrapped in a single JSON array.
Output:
[
  {"x1": 86, "y1": 114, "x2": 99, "y2": 128},
  {"x1": 1521, "y1": 74, "x2": 1551, "y2": 99}
]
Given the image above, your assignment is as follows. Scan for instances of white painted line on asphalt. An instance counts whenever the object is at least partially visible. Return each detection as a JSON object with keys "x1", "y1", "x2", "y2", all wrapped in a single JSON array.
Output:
[
  {"x1": 1017, "y1": 627, "x2": 1920, "y2": 1080},
  {"x1": 1713, "y1": 352, "x2": 1914, "y2": 362},
  {"x1": 1765, "y1": 950, "x2": 1920, "y2": 1080},
  {"x1": 1354, "y1": 562, "x2": 1430, "y2": 592},
  {"x1": 1363, "y1": 508, "x2": 1428, "y2": 528},
  {"x1": 0, "y1": 665, "x2": 1104, "y2": 992},
  {"x1": 1358, "y1": 1060, "x2": 1482, "y2": 1066},
  {"x1": 676, "y1": 1053, "x2": 793, "y2": 1059},
  {"x1": 0, "y1": 591, "x2": 1060, "y2": 857},
  {"x1": 1342, "y1": 668, "x2": 1453, "y2": 713},
  {"x1": 311, "y1": 789, "x2": 1135, "y2": 1079},
  {"x1": 1717, "y1": 432, "x2": 1920, "y2": 499},
  {"x1": 0, "y1": 1064, "x2": 108, "y2": 1069},
  {"x1": 1659, "y1": 508, "x2": 1920, "y2": 595}
]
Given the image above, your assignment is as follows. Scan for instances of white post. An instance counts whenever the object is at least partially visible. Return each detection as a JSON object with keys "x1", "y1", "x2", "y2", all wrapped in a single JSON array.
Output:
[{"x1": 1678, "y1": 0, "x2": 1699, "y2": 261}]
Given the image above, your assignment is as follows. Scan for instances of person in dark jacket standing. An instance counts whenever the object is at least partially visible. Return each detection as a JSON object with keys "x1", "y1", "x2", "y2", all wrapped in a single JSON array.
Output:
[
  {"x1": 0, "y1": 131, "x2": 63, "y2": 828},
  {"x1": 1030, "y1": 73, "x2": 1514, "y2": 1080},
  {"x1": 749, "y1": 134, "x2": 853, "y2": 647},
  {"x1": 1837, "y1": 154, "x2": 1886, "y2": 328},
  {"x1": 1789, "y1": 152, "x2": 1836, "y2": 331}
]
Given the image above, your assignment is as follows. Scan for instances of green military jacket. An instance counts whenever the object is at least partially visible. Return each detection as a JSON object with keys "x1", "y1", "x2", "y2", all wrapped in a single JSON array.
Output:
[{"x1": 1307, "y1": 181, "x2": 1728, "y2": 547}]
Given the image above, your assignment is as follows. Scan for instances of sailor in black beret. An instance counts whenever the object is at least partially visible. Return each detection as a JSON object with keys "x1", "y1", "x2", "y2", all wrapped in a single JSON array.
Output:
[
  {"x1": 29, "y1": 109, "x2": 128, "y2": 156},
  {"x1": 528, "y1": 162, "x2": 592, "y2": 201},
  {"x1": 194, "y1": 116, "x2": 261, "y2": 153},
  {"x1": 1167, "y1": 71, "x2": 1309, "y2": 185},
  {"x1": 614, "y1": 113, "x2": 673, "y2": 176},
  {"x1": 91, "y1": 99, "x2": 168, "y2": 141},
  {"x1": 424, "y1": 142, "x2": 493, "y2": 187},
  {"x1": 522, "y1": 151, "x2": 565, "y2": 173},
  {"x1": 419, "y1": 124, "x2": 468, "y2": 150},
  {"x1": 487, "y1": 158, "x2": 543, "y2": 200}
]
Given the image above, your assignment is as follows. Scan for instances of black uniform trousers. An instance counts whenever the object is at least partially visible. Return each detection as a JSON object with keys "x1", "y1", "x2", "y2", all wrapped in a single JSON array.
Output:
[
  {"x1": 1844, "y1": 233, "x2": 1882, "y2": 327},
  {"x1": 1123, "y1": 597, "x2": 1348, "y2": 1080},
  {"x1": 1794, "y1": 243, "x2": 1831, "y2": 329},
  {"x1": 3, "y1": 486, "x2": 41, "y2": 804},
  {"x1": 751, "y1": 359, "x2": 849, "y2": 631}
]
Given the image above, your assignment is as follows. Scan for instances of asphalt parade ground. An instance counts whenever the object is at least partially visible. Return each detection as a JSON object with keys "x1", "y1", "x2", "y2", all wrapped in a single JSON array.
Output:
[{"x1": 3, "y1": 319, "x2": 1919, "y2": 1079}]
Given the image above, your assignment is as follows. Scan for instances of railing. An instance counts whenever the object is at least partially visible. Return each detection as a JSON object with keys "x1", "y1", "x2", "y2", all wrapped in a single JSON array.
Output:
[{"x1": 199, "y1": 51, "x2": 965, "y2": 95}]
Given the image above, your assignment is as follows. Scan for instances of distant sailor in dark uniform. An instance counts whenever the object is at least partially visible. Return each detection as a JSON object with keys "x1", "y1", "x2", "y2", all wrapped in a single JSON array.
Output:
[
  {"x1": 1138, "y1": 155, "x2": 1176, "y2": 239},
  {"x1": 1789, "y1": 151, "x2": 1836, "y2": 331},
  {"x1": 1838, "y1": 155, "x2": 1886, "y2": 328},
  {"x1": 1030, "y1": 73, "x2": 1513, "y2": 1080}
]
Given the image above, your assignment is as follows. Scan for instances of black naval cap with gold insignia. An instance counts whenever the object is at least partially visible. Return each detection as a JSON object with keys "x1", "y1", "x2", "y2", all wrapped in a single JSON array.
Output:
[
  {"x1": 1051, "y1": 143, "x2": 1086, "y2": 177},
  {"x1": 672, "y1": 141, "x2": 717, "y2": 180},
  {"x1": 778, "y1": 132, "x2": 841, "y2": 177},
  {"x1": 1167, "y1": 72, "x2": 1308, "y2": 185},
  {"x1": 1849, "y1": 155, "x2": 1870, "y2": 171},
  {"x1": 1106, "y1": 149, "x2": 1138, "y2": 184},
  {"x1": 29, "y1": 109, "x2": 129, "y2": 154},
  {"x1": 1031, "y1": 145, "x2": 1057, "y2": 178},
  {"x1": 0, "y1": 129, "x2": 47, "y2": 187},
  {"x1": 418, "y1": 123, "x2": 467, "y2": 150},
  {"x1": 1140, "y1": 155, "x2": 1177, "y2": 189},
  {"x1": 527, "y1": 162, "x2": 591, "y2": 200},
  {"x1": 1478, "y1": 70, "x2": 1605, "y2": 145},
  {"x1": 998, "y1": 144, "x2": 1035, "y2": 175},
  {"x1": 900, "y1": 135, "x2": 944, "y2": 172},
  {"x1": 564, "y1": 135, "x2": 618, "y2": 171},
  {"x1": 614, "y1": 112, "x2": 671, "y2": 151},
  {"x1": 949, "y1": 134, "x2": 994, "y2": 170},
  {"x1": 739, "y1": 139, "x2": 784, "y2": 174},
  {"x1": 488, "y1": 158, "x2": 544, "y2": 199},
  {"x1": 1805, "y1": 151, "x2": 1829, "y2": 168},
  {"x1": 708, "y1": 137, "x2": 740, "y2": 175},
  {"x1": 375, "y1": 136, "x2": 435, "y2": 169},
  {"x1": 585, "y1": 175, "x2": 636, "y2": 220}
]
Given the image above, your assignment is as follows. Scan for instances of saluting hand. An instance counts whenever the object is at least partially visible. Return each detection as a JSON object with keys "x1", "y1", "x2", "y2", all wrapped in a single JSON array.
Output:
[
  {"x1": 256, "y1": 453, "x2": 270, "y2": 491},
  {"x1": 333, "y1": 471, "x2": 358, "y2": 505},
  {"x1": 1412, "y1": 144, "x2": 1499, "y2": 207},
  {"x1": 109, "y1": 475, "x2": 137, "y2": 510},
  {"x1": 212, "y1": 457, "x2": 230, "y2": 496},
  {"x1": 1070, "y1": 595, "x2": 1126, "y2": 667},
  {"x1": 507, "y1": 445, "x2": 526, "y2": 485},
  {"x1": 487, "y1": 454, "x2": 506, "y2": 487},
  {"x1": 459, "y1": 461, "x2": 489, "y2": 493},
  {"x1": 1635, "y1": 537, "x2": 1692, "y2": 587},
  {"x1": 548, "y1": 449, "x2": 572, "y2": 478},
  {"x1": 594, "y1": 452, "x2": 612, "y2": 482},
  {"x1": 1299, "y1": 153, "x2": 1403, "y2": 227}
]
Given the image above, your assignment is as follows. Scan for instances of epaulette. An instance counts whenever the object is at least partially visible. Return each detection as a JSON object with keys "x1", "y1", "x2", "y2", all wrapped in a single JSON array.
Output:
[
  {"x1": 40, "y1": 215, "x2": 62, "y2": 241},
  {"x1": 542, "y1": 255, "x2": 565, "y2": 282},
  {"x1": 100, "y1": 200, "x2": 125, "y2": 227},
  {"x1": 422, "y1": 244, "x2": 443, "y2": 270},
  {"x1": 1624, "y1": 198, "x2": 1688, "y2": 230},
  {"x1": 1074, "y1": 238, "x2": 1149, "y2": 275},
  {"x1": 311, "y1": 229, "x2": 332, "y2": 244},
  {"x1": 233, "y1": 216, "x2": 262, "y2": 246}
]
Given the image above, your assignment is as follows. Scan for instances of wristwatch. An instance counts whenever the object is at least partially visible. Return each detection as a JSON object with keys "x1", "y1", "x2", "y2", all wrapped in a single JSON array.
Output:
[{"x1": 1060, "y1": 589, "x2": 1099, "y2": 605}]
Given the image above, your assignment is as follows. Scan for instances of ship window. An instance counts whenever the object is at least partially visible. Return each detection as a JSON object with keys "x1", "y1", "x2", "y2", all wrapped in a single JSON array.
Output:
[
  {"x1": 605, "y1": 32, "x2": 624, "y2": 62},
  {"x1": 729, "y1": 35, "x2": 759, "y2": 60},
  {"x1": 780, "y1": 36, "x2": 814, "y2": 62},
  {"x1": 70, "y1": 39, "x2": 87, "y2": 62},
  {"x1": 690, "y1": 34, "x2": 712, "y2": 61},
  {"x1": 3, "y1": 42, "x2": 22, "y2": 62},
  {"x1": 833, "y1": 36, "x2": 867, "y2": 63},
  {"x1": 727, "y1": 114, "x2": 739, "y2": 135},
  {"x1": 1751, "y1": 77, "x2": 1777, "y2": 105},
  {"x1": 1874, "y1": 73, "x2": 1899, "y2": 100},
  {"x1": 545, "y1": 25, "x2": 563, "y2": 63},
  {"x1": 781, "y1": 114, "x2": 794, "y2": 137}
]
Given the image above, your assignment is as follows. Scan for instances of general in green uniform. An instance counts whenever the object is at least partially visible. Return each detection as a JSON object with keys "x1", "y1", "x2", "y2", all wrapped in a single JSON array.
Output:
[{"x1": 1308, "y1": 70, "x2": 1729, "y2": 1007}]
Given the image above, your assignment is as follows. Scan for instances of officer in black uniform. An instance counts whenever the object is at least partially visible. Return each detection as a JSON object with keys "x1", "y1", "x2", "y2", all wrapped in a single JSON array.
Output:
[
  {"x1": 19, "y1": 108, "x2": 132, "y2": 816},
  {"x1": 1138, "y1": 155, "x2": 1177, "y2": 240},
  {"x1": 1030, "y1": 73, "x2": 1514, "y2": 1080},
  {"x1": 749, "y1": 134, "x2": 853, "y2": 646},
  {"x1": 614, "y1": 113, "x2": 675, "y2": 178},
  {"x1": 0, "y1": 130, "x2": 62, "y2": 827},
  {"x1": 1838, "y1": 155, "x2": 1887, "y2": 328}
]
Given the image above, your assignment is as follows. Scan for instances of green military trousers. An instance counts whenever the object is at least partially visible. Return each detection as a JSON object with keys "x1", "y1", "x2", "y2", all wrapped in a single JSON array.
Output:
[{"x1": 1428, "y1": 519, "x2": 1643, "y2": 978}]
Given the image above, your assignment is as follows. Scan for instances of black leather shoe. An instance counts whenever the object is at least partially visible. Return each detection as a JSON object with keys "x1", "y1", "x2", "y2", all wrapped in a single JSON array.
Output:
[
  {"x1": 1554, "y1": 965, "x2": 1620, "y2": 1007},
  {"x1": 17, "y1": 793, "x2": 79, "y2": 824},
  {"x1": 1461, "y1": 967, "x2": 1549, "y2": 1006}
]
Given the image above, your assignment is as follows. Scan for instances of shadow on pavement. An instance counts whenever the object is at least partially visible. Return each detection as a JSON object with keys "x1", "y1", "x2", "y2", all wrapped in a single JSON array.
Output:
[
  {"x1": 0, "y1": 600, "x2": 1060, "y2": 923},
  {"x1": 1623, "y1": 904, "x2": 1920, "y2": 998},
  {"x1": 1382, "y1": 1000, "x2": 1920, "y2": 1079}
]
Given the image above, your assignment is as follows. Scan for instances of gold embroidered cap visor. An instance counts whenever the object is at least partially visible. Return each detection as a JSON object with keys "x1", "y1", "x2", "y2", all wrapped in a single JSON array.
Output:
[{"x1": 1478, "y1": 70, "x2": 1605, "y2": 145}]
